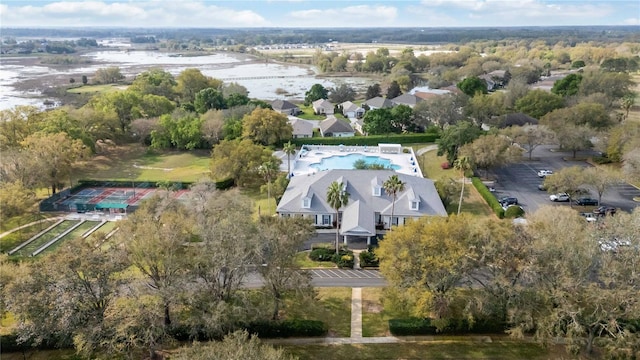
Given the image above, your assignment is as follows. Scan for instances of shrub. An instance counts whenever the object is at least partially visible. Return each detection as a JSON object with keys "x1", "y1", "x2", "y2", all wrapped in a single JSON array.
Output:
[
  {"x1": 472, "y1": 177, "x2": 504, "y2": 219},
  {"x1": 359, "y1": 250, "x2": 379, "y2": 267},
  {"x1": 441, "y1": 161, "x2": 451, "y2": 169},
  {"x1": 504, "y1": 205, "x2": 525, "y2": 218},
  {"x1": 309, "y1": 247, "x2": 336, "y2": 262},
  {"x1": 592, "y1": 155, "x2": 612, "y2": 164},
  {"x1": 289, "y1": 133, "x2": 439, "y2": 146},
  {"x1": 215, "y1": 177, "x2": 235, "y2": 190},
  {"x1": 389, "y1": 318, "x2": 437, "y2": 336},
  {"x1": 332, "y1": 249, "x2": 354, "y2": 268},
  {"x1": 246, "y1": 319, "x2": 328, "y2": 338}
]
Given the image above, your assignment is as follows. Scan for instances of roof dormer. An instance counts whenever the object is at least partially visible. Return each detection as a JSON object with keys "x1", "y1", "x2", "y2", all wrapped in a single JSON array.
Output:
[{"x1": 371, "y1": 177, "x2": 382, "y2": 196}]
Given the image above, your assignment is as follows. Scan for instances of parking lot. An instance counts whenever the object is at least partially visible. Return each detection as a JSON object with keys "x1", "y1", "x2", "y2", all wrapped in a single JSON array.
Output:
[{"x1": 491, "y1": 146, "x2": 640, "y2": 214}]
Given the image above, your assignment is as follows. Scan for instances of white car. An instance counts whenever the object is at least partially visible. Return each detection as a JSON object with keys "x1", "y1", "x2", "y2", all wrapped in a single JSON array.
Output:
[
  {"x1": 538, "y1": 170, "x2": 553, "y2": 178},
  {"x1": 549, "y1": 193, "x2": 570, "y2": 202}
]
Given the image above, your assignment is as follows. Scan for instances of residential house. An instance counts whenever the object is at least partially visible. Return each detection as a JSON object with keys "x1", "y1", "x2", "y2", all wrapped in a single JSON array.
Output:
[
  {"x1": 339, "y1": 101, "x2": 365, "y2": 119},
  {"x1": 288, "y1": 117, "x2": 314, "y2": 138},
  {"x1": 363, "y1": 96, "x2": 394, "y2": 110},
  {"x1": 312, "y1": 99, "x2": 334, "y2": 115},
  {"x1": 319, "y1": 116, "x2": 355, "y2": 137},
  {"x1": 479, "y1": 70, "x2": 510, "y2": 92},
  {"x1": 390, "y1": 93, "x2": 423, "y2": 108},
  {"x1": 276, "y1": 170, "x2": 447, "y2": 245},
  {"x1": 271, "y1": 99, "x2": 301, "y2": 116}
]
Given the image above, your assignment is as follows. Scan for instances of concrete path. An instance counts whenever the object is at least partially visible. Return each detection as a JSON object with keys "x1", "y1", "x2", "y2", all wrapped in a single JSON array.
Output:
[
  {"x1": 350, "y1": 287, "x2": 363, "y2": 338},
  {"x1": 415, "y1": 144, "x2": 438, "y2": 156}
]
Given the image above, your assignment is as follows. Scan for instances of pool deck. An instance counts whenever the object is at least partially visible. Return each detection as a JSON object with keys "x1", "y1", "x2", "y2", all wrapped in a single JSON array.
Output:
[{"x1": 286, "y1": 144, "x2": 423, "y2": 178}]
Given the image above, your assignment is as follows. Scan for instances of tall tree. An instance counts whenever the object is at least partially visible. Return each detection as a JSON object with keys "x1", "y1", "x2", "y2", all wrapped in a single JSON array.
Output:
[
  {"x1": 551, "y1": 73, "x2": 582, "y2": 97},
  {"x1": 93, "y1": 66, "x2": 124, "y2": 84},
  {"x1": 117, "y1": 195, "x2": 193, "y2": 327},
  {"x1": 458, "y1": 133, "x2": 523, "y2": 178},
  {"x1": 453, "y1": 156, "x2": 472, "y2": 215},
  {"x1": 259, "y1": 157, "x2": 281, "y2": 215},
  {"x1": 515, "y1": 89, "x2": 564, "y2": 119},
  {"x1": 620, "y1": 92, "x2": 636, "y2": 120},
  {"x1": 258, "y1": 217, "x2": 315, "y2": 320},
  {"x1": 304, "y1": 83, "x2": 328, "y2": 106},
  {"x1": 326, "y1": 181, "x2": 350, "y2": 253},
  {"x1": 194, "y1": 87, "x2": 225, "y2": 113},
  {"x1": 241, "y1": 108, "x2": 292, "y2": 146},
  {"x1": 413, "y1": 94, "x2": 464, "y2": 130},
  {"x1": 457, "y1": 76, "x2": 487, "y2": 97},
  {"x1": 386, "y1": 80, "x2": 402, "y2": 99},
  {"x1": 210, "y1": 139, "x2": 274, "y2": 187},
  {"x1": 21, "y1": 132, "x2": 88, "y2": 194},
  {"x1": 542, "y1": 166, "x2": 586, "y2": 205},
  {"x1": 176, "y1": 68, "x2": 222, "y2": 104},
  {"x1": 129, "y1": 68, "x2": 177, "y2": 100},
  {"x1": 365, "y1": 83, "x2": 382, "y2": 99},
  {"x1": 437, "y1": 121, "x2": 483, "y2": 164},
  {"x1": 328, "y1": 84, "x2": 356, "y2": 104},
  {"x1": 581, "y1": 167, "x2": 620, "y2": 206},
  {"x1": 383, "y1": 175, "x2": 405, "y2": 229},
  {"x1": 501, "y1": 125, "x2": 553, "y2": 160},
  {"x1": 283, "y1": 141, "x2": 296, "y2": 178}
]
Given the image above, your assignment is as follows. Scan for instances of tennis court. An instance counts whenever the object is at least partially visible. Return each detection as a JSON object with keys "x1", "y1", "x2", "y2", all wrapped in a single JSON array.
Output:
[{"x1": 41, "y1": 181, "x2": 192, "y2": 213}]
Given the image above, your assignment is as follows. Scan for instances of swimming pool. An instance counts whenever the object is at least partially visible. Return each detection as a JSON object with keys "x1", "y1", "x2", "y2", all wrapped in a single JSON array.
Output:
[{"x1": 309, "y1": 154, "x2": 400, "y2": 171}]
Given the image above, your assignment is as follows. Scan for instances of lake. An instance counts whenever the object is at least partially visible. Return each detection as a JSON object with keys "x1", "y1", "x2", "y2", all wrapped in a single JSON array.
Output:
[{"x1": 0, "y1": 50, "x2": 375, "y2": 110}]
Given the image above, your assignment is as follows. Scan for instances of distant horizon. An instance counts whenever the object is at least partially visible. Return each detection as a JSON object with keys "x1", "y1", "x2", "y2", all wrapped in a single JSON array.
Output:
[{"x1": 1, "y1": 1, "x2": 638, "y2": 28}]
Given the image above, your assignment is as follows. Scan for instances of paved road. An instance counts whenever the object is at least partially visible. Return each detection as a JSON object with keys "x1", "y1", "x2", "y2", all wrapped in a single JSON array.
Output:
[
  {"x1": 492, "y1": 145, "x2": 640, "y2": 213},
  {"x1": 243, "y1": 269, "x2": 386, "y2": 288}
]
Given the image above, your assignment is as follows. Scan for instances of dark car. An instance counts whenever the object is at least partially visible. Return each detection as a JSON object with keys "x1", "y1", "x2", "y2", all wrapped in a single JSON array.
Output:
[
  {"x1": 499, "y1": 196, "x2": 518, "y2": 206},
  {"x1": 593, "y1": 206, "x2": 616, "y2": 216},
  {"x1": 575, "y1": 197, "x2": 598, "y2": 206}
]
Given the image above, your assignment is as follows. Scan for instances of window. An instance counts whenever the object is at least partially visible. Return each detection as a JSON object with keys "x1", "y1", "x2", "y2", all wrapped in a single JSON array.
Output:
[
  {"x1": 302, "y1": 197, "x2": 311, "y2": 208},
  {"x1": 372, "y1": 186, "x2": 381, "y2": 196},
  {"x1": 322, "y1": 215, "x2": 331, "y2": 225},
  {"x1": 411, "y1": 200, "x2": 419, "y2": 210}
]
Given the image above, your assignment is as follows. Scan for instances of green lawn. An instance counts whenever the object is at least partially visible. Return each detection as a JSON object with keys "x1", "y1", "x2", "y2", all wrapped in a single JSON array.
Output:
[
  {"x1": 66, "y1": 84, "x2": 126, "y2": 94},
  {"x1": 294, "y1": 251, "x2": 338, "y2": 269},
  {"x1": 0, "y1": 216, "x2": 61, "y2": 253},
  {"x1": 285, "y1": 287, "x2": 352, "y2": 337},
  {"x1": 297, "y1": 104, "x2": 328, "y2": 120},
  {"x1": 281, "y1": 341, "x2": 555, "y2": 360},
  {"x1": 76, "y1": 145, "x2": 211, "y2": 183},
  {"x1": 361, "y1": 287, "x2": 413, "y2": 337},
  {"x1": 418, "y1": 148, "x2": 453, "y2": 181}
]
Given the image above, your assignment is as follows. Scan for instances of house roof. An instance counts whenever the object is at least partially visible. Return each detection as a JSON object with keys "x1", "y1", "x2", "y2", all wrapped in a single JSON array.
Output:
[
  {"x1": 320, "y1": 117, "x2": 354, "y2": 135},
  {"x1": 312, "y1": 99, "x2": 333, "y2": 110},
  {"x1": 391, "y1": 93, "x2": 422, "y2": 107},
  {"x1": 364, "y1": 97, "x2": 394, "y2": 109},
  {"x1": 289, "y1": 118, "x2": 314, "y2": 135},
  {"x1": 271, "y1": 99, "x2": 299, "y2": 111},
  {"x1": 340, "y1": 101, "x2": 363, "y2": 114},
  {"x1": 276, "y1": 170, "x2": 447, "y2": 234}
]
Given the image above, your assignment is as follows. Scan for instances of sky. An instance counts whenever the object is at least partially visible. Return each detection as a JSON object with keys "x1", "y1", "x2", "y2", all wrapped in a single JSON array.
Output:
[{"x1": 0, "y1": 0, "x2": 638, "y2": 28}]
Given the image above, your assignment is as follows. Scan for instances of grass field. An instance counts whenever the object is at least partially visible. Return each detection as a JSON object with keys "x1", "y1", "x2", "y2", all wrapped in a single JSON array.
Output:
[
  {"x1": 40, "y1": 220, "x2": 100, "y2": 255},
  {"x1": 294, "y1": 251, "x2": 339, "y2": 269},
  {"x1": 0, "y1": 216, "x2": 60, "y2": 253},
  {"x1": 66, "y1": 84, "x2": 126, "y2": 94},
  {"x1": 76, "y1": 144, "x2": 211, "y2": 182},
  {"x1": 285, "y1": 287, "x2": 352, "y2": 338},
  {"x1": 14, "y1": 220, "x2": 79, "y2": 257},
  {"x1": 417, "y1": 148, "x2": 452, "y2": 181}
]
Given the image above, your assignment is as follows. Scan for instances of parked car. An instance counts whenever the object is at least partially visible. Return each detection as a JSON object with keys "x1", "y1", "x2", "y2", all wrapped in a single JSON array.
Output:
[
  {"x1": 537, "y1": 170, "x2": 553, "y2": 178},
  {"x1": 549, "y1": 193, "x2": 570, "y2": 202},
  {"x1": 575, "y1": 197, "x2": 598, "y2": 206},
  {"x1": 499, "y1": 196, "x2": 518, "y2": 206},
  {"x1": 593, "y1": 206, "x2": 616, "y2": 216}
]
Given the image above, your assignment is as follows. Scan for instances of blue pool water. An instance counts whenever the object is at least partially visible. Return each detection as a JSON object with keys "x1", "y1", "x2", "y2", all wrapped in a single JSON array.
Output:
[{"x1": 310, "y1": 154, "x2": 400, "y2": 171}]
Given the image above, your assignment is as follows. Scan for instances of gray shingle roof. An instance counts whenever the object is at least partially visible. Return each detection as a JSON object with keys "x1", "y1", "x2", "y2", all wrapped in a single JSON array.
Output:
[
  {"x1": 271, "y1": 99, "x2": 299, "y2": 111},
  {"x1": 276, "y1": 170, "x2": 447, "y2": 233},
  {"x1": 319, "y1": 117, "x2": 354, "y2": 135},
  {"x1": 391, "y1": 93, "x2": 422, "y2": 107},
  {"x1": 364, "y1": 97, "x2": 394, "y2": 109}
]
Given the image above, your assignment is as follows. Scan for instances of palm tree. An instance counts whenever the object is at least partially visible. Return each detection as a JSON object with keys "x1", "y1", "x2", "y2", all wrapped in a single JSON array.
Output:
[
  {"x1": 383, "y1": 175, "x2": 405, "y2": 230},
  {"x1": 454, "y1": 156, "x2": 472, "y2": 215},
  {"x1": 326, "y1": 181, "x2": 350, "y2": 253},
  {"x1": 258, "y1": 158, "x2": 280, "y2": 215},
  {"x1": 283, "y1": 141, "x2": 296, "y2": 178}
]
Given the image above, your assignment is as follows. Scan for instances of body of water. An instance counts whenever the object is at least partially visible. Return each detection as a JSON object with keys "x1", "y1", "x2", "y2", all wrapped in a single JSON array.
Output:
[{"x1": 0, "y1": 50, "x2": 374, "y2": 110}]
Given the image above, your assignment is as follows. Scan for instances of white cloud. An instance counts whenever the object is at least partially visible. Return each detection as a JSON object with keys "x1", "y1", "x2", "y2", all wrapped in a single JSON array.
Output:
[
  {"x1": 0, "y1": 0, "x2": 269, "y2": 27},
  {"x1": 623, "y1": 17, "x2": 640, "y2": 25},
  {"x1": 288, "y1": 5, "x2": 398, "y2": 27}
]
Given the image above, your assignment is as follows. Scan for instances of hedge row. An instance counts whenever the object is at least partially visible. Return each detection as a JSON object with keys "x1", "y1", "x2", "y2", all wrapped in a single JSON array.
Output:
[
  {"x1": 246, "y1": 319, "x2": 328, "y2": 338},
  {"x1": 471, "y1": 177, "x2": 504, "y2": 219},
  {"x1": 389, "y1": 317, "x2": 507, "y2": 336},
  {"x1": 359, "y1": 250, "x2": 379, "y2": 268},
  {"x1": 309, "y1": 247, "x2": 336, "y2": 261},
  {"x1": 289, "y1": 133, "x2": 439, "y2": 146}
]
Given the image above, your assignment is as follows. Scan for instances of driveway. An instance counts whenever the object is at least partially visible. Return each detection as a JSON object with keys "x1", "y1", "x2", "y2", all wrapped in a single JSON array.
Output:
[{"x1": 491, "y1": 145, "x2": 639, "y2": 214}]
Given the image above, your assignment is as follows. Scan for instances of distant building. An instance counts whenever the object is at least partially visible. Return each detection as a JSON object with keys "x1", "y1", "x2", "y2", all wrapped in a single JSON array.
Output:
[
  {"x1": 271, "y1": 99, "x2": 301, "y2": 116},
  {"x1": 319, "y1": 116, "x2": 355, "y2": 137},
  {"x1": 339, "y1": 101, "x2": 365, "y2": 119},
  {"x1": 289, "y1": 117, "x2": 314, "y2": 138},
  {"x1": 363, "y1": 96, "x2": 394, "y2": 110},
  {"x1": 390, "y1": 93, "x2": 423, "y2": 108},
  {"x1": 312, "y1": 99, "x2": 334, "y2": 115}
]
